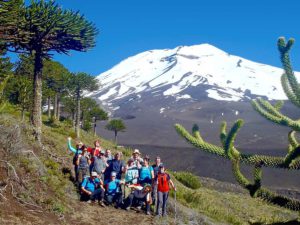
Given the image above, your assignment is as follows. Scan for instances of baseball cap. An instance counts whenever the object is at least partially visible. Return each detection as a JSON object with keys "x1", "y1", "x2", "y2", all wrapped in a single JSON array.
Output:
[
  {"x1": 91, "y1": 171, "x2": 98, "y2": 177},
  {"x1": 111, "y1": 171, "x2": 117, "y2": 177}
]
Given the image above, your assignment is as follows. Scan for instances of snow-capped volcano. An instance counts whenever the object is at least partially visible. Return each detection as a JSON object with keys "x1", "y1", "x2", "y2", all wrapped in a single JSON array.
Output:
[{"x1": 88, "y1": 43, "x2": 299, "y2": 108}]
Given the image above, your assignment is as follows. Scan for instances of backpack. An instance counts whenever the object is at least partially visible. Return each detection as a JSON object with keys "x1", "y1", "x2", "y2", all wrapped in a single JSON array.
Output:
[
  {"x1": 73, "y1": 153, "x2": 78, "y2": 165},
  {"x1": 157, "y1": 173, "x2": 170, "y2": 192}
]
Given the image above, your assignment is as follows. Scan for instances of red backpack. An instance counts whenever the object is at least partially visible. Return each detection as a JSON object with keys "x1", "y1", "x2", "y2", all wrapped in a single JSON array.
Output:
[{"x1": 157, "y1": 173, "x2": 170, "y2": 192}]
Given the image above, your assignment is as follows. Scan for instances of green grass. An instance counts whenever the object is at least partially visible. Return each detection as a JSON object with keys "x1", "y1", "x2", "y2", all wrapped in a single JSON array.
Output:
[
  {"x1": 173, "y1": 171, "x2": 201, "y2": 189},
  {"x1": 170, "y1": 175, "x2": 299, "y2": 225},
  {"x1": 1, "y1": 104, "x2": 299, "y2": 225}
]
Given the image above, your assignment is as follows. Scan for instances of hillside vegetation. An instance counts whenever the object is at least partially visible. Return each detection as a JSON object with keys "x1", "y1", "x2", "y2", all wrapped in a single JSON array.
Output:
[{"x1": 0, "y1": 106, "x2": 298, "y2": 225}]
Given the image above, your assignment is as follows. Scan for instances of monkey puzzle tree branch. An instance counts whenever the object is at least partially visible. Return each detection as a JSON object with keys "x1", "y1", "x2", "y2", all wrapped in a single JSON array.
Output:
[{"x1": 175, "y1": 123, "x2": 300, "y2": 169}]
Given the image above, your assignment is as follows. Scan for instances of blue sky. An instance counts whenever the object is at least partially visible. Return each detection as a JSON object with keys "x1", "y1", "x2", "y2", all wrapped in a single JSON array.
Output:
[{"x1": 50, "y1": 0, "x2": 300, "y2": 75}]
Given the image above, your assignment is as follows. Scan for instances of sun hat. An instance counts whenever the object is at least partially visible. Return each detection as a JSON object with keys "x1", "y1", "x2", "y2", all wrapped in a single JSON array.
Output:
[
  {"x1": 133, "y1": 149, "x2": 141, "y2": 155},
  {"x1": 91, "y1": 171, "x2": 98, "y2": 177}
]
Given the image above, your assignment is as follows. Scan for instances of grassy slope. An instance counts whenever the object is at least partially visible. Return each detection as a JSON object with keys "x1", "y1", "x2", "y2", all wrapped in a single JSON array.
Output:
[{"x1": 0, "y1": 105, "x2": 299, "y2": 225}]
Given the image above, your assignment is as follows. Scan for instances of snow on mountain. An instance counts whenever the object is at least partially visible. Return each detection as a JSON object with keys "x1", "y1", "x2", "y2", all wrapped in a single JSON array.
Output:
[{"x1": 87, "y1": 44, "x2": 300, "y2": 106}]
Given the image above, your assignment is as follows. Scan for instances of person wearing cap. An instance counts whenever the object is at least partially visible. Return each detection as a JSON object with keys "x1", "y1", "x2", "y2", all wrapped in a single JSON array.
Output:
[
  {"x1": 125, "y1": 184, "x2": 152, "y2": 215},
  {"x1": 67, "y1": 137, "x2": 83, "y2": 183},
  {"x1": 81, "y1": 171, "x2": 105, "y2": 206},
  {"x1": 139, "y1": 156, "x2": 154, "y2": 186},
  {"x1": 156, "y1": 164, "x2": 176, "y2": 217},
  {"x1": 92, "y1": 150, "x2": 107, "y2": 181},
  {"x1": 104, "y1": 171, "x2": 124, "y2": 208},
  {"x1": 151, "y1": 156, "x2": 162, "y2": 205},
  {"x1": 105, "y1": 152, "x2": 125, "y2": 180},
  {"x1": 76, "y1": 145, "x2": 91, "y2": 186},
  {"x1": 130, "y1": 149, "x2": 143, "y2": 169}
]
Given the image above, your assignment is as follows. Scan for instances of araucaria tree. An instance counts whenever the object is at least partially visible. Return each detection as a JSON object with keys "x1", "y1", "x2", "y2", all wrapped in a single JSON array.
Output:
[
  {"x1": 175, "y1": 37, "x2": 300, "y2": 211},
  {"x1": 0, "y1": 0, "x2": 97, "y2": 141},
  {"x1": 69, "y1": 72, "x2": 99, "y2": 138},
  {"x1": 105, "y1": 119, "x2": 126, "y2": 144}
]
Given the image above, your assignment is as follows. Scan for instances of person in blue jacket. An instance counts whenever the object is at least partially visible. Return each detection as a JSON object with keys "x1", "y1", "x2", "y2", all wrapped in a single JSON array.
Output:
[
  {"x1": 81, "y1": 171, "x2": 105, "y2": 207},
  {"x1": 104, "y1": 171, "x2": 124, "y2": 208}
]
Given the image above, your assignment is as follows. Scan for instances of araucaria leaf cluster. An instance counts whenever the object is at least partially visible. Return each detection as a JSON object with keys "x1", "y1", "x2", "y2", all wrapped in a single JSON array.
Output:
[{"x1": 175, "y1": 37, "x2": 300, "y2": 211}]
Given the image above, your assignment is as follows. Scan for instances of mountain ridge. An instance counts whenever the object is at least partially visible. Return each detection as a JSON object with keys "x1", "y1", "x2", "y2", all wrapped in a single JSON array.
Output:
[{"x1": 88, "y1": 43, "x2": 300, "y2": 113}]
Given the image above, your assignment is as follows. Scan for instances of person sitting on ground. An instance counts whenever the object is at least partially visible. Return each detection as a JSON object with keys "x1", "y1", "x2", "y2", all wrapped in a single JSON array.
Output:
[
  {"x1": 92, "y1": 150, "x2": 107, "y2": 181},
  {"x1": 104, "y1": 171, "x2": 124, "y2": 208},
  {"x1": 130, "y1": 149, "x2": 143, "y2": 169},
  {"x1": 156, "y1": 164, "x2": 176, "y2": 217},
  {"x1": 67, "y1": 137, "x2": 83, "y2": 183},
  {"x1": 124, "y1": 158, "x2": 139, "y2": 198},
  {"x1": 151, "y1": 156, "x2": 162, "y2": 205},
  {"x1": 105, "y1": 152, "x2": 125, "y2": 180},
  {"x1": 138, "y1": 156, "x2": 154, "y2": 186},
  {"x1": 81, "y1": 171, "x2": 105, "y2": 206},
  {"x1": 125, "y1": 184, "x2": 152, "y2": 215},
  {"x1": 76, "y1": 145, "x2": 91, "y2": 185}
]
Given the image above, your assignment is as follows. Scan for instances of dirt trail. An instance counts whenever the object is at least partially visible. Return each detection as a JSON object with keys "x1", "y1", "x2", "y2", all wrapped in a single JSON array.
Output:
[{"x1": 0, "y1": 198, "x2": 155, "y2": 225}]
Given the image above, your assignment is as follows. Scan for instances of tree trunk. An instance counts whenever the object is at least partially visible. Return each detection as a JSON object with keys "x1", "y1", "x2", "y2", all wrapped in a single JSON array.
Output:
[
  {"x1": 21, "y1": 108, "x2": 25, "y2": 122},
  {"x1": 72, "y1": 112, "x2": 75, "y2": 128},
  {"x1": 114, "y1": 130, "x2": 117, "y2": 145},
  {"x1": 57, "y1": 95, "x2": 60, "y2": 121},
  {"x1": 31, "y1": 50, "x2": 43, "y2": 142},
  {"x1": 53, "y1": 93, "x2": 58, "y2": 119},
  {"x1": 75, "y1": 91, "x2": 81, "y2": 138},
  {"x1": 93, "y1": 119, "x2": 97, "y2": 136},
  {"x1": 47, "y1": 96, "x2": 51, "y2": 119}
]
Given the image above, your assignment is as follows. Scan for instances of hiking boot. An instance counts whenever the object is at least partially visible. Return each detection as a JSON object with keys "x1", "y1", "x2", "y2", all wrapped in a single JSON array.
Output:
[
  {"x1": 125, "y1": 207, "x2": 131, "y2": 211},
  {"x1": 146, "y1": 211, "x2": 151, "y2": 215},
  {"x1": 99, "y1": 201, "x2": 105, "y2": 207},
  {"x1": 86, "y1": 200, "x2": 92, "y2": 204},
  {"x1": 136, "y1": 206, "x2": 142, "y2": 210}
]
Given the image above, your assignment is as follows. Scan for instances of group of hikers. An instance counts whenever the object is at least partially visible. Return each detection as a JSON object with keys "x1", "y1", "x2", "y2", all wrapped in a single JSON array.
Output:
[{"x1": 67, "y1": 137, "x2": 176, "y2": 216}]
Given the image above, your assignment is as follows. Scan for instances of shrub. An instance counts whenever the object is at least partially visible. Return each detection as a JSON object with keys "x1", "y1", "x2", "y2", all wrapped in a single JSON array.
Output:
[{"x1": 174, "y1": 171, "x2": 201, "y2": 189}]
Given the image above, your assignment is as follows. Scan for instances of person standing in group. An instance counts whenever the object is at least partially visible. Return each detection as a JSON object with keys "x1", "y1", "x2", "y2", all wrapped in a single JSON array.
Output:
[
  {"x1": 152, "y1": 156, "x2": 162, "y2": 205},
  {"x1": 105, "y1": 152, "x2": 125, "y2": 180},
  {"x1": 105, "y1": 149, "x2": 114, "y2": 162},
  {"x1": 156, "y1": 164, "x2": 176, "y2": 217},
  {"x1": 76, "y1": 145, "x2": 91, "y2": 186},
  {"x1": 131, "y1": 149, "x2": 143, "y2": 169},
  {"x1": 139, "y1": 156, "x2": 154, "y2": 186},
  {"x1": 124, "y1": 158, "x2": 139, "y2": 198},
  {"x1": 67, "y1": 137, "x2": 84, "y2": 183},
  {"x1": 92, "y1": 150, "x2": 107, "y2": 181}
]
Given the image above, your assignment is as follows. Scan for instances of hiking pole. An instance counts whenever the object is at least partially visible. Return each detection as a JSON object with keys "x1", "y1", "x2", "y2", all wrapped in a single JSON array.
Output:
[{"x1": 174, "y1": 190, "x2": 177, "y2": 224}]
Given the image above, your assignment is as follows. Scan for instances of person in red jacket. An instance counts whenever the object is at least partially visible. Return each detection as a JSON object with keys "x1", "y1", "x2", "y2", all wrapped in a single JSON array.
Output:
[{"x1": 155, "y1": 164, "x2": 176, "y2": 217}]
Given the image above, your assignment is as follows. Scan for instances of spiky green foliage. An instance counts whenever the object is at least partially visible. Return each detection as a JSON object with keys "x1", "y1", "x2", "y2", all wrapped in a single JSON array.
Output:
[
  {"x1": 175, "y1": 37, "x2": 300, "y2": 211},
  {"x1": 68, "y1": 72, "x2": 99, "y2": 138},
  {"x1": 1, "y1": 0, "x2": 98, "y2": 141},
  {"x1": 105, "y1": 119, "x2": 126, "y2": 144}
]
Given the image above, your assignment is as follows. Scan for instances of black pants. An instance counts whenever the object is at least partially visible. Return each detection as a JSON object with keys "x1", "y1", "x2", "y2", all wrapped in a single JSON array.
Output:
[
  {"x1": 105, "y1": 193, "x2": 123, "y2": 206},
  {"x1": 81, "y1": 188, "x2": 105, "y2": 201},
  {"x1": 125, "y1": 193, "x2": 150, "y2": 213}
]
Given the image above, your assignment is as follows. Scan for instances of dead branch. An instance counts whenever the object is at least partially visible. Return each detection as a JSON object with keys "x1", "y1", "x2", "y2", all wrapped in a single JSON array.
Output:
[
  {"x1": 10, "y1": 183, "x2": 42, "y2": 209},
  {"x1": 0, "y1": 160, "x2": 20, "y2": 183}
]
